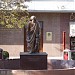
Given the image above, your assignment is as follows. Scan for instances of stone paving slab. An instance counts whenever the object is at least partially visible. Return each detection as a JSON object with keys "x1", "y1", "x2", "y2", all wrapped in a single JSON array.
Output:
[{"x1": 0, "y1": 69, "x2": 74, "y2": 75}]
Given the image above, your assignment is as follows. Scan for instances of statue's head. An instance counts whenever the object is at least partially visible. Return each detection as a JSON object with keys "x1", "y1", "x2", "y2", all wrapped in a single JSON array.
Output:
[{"x1": 30, "y1": 16, "x2": 36, "y2": 21}]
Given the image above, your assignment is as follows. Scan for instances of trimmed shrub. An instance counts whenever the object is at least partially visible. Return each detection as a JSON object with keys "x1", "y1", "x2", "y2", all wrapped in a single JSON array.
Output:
[{"x1": 3, "y1": 51, "x2": 9, "y2": 59}]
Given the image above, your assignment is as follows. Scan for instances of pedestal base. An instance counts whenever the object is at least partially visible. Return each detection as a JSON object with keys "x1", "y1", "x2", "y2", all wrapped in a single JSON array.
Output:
[{"x1": 20, "y1": 52, "x2": 47, "y2": 70}]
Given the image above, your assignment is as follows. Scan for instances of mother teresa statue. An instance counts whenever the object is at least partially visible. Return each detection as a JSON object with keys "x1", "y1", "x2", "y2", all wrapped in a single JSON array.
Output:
[{"x1": 26, "y1": 16, "x2": 41, "y2": 53}]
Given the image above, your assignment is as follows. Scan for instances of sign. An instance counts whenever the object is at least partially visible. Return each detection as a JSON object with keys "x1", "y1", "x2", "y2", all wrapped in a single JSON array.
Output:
[
  {"x1": 46, "y1": 32, "x2": 52, "y2": 41},
  {"x1": 70, "y1": 22, "x2": 75, "y2": 37}
]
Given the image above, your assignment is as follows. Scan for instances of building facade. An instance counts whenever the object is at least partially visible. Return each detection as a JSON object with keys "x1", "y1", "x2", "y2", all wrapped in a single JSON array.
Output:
[{"x1": 0, "y1": 0, "x2": 75, "y2": 57}]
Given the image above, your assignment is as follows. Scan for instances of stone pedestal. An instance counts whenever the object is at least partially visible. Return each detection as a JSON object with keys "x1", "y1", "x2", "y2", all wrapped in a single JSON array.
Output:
[{"x1": 20, "y1": 52, "x2": 47, "y2": 70}]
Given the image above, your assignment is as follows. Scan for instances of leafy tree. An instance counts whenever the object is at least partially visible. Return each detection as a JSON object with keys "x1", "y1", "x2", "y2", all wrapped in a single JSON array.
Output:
[
  {"x1": 0, "y1": 10, "x2": 29, "y2": 28},
  {"x1": 0, "y1": 0, "x2": 29, "y2": 28}
]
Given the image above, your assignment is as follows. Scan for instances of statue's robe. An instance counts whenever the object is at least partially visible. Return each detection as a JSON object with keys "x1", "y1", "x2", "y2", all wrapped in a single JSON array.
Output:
[{"x1": 26, "y1": 20, "x2": 41, "y2": 53}]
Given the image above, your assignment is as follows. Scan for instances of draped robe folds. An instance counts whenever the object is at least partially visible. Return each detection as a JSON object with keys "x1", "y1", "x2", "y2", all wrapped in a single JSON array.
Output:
[{"x1": 26, "y1": 20, "x2": 41, "y2": 53}]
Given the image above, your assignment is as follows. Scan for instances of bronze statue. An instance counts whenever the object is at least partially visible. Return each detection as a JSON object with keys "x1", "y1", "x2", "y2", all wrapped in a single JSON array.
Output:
[{"x1": 26, "y1": 16, "x2": 41, "y2": 53}]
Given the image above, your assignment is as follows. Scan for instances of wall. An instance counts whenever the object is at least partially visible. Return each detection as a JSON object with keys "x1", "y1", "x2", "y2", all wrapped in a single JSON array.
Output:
[
  {"x1": 0, "y1": 13, "x2": 74, "y2": 57},
  {"x1": 0, "y1": 27, "x2": 24, "y2": 57},
  {"x1": 30, "y1": 13, "x2": 72, "y2": 57}
]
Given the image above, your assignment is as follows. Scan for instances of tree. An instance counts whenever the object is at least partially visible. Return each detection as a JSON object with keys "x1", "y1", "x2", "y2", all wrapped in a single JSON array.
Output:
[{"x1": 0, "y1": 0, "x2": 29, "y2": 28}]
